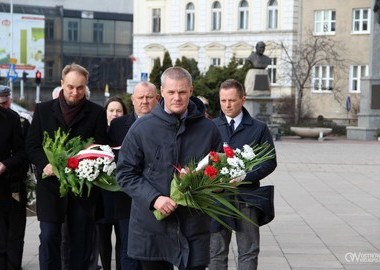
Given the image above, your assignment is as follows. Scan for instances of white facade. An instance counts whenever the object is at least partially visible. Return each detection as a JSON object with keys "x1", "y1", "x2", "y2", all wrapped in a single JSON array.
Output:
[{"x1": 133, "y1": 0, "x2": 299, "y2": 97}]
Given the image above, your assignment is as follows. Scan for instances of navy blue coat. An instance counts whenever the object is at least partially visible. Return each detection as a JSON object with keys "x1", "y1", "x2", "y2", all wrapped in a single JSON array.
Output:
[
  {"x1": 211, "y1": 107, "x2": 277, "y2": 231},
  {"x1": 116, "y1": 97, "x2": 222, "y2": 268}
]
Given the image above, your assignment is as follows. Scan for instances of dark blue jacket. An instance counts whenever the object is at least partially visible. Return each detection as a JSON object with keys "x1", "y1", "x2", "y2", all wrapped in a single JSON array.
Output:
[
  {"x1": 211, "y1": 107, "x2": 277, "y2": 231},
  {"x1": 116, "y1": 97, "x2": 222, "y2": 268}
]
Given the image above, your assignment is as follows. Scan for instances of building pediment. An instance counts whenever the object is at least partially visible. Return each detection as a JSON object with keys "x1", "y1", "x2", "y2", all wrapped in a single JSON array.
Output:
[
  {"x1": 145, "y1": 43, "x2": 166, "y2": 52},
  {"x1": 231, "y1": 41, "x2": 252, "y2": 51},
  {"x1": 178, "y1": 42, "x2": 199, "y2": 51},
  {"x1": 205, "y1": 42, "x2": 225, "y2": 51}
]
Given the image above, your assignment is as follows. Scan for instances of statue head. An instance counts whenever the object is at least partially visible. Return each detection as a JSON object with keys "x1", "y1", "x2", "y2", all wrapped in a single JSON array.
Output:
[{"x1": 255, "y1": 41, "x2": 266, "y2": 56}]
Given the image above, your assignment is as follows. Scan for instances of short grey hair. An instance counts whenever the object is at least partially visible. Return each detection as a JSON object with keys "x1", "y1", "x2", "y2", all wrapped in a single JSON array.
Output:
[{"x1": 160, "y1": 67, "x2": 192, "y2": 88}]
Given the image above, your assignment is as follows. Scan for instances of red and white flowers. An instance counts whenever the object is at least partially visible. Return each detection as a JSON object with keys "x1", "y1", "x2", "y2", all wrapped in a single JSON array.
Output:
[
  {"x1": 153, "y1": 142, "x2": 275, "y2": 229},
  {"x1": 43, "y1": 128, "x2": 120, "y2": 197},
  {"x1": 65, "y1": 145, "x2": 116, "y2": 182}
]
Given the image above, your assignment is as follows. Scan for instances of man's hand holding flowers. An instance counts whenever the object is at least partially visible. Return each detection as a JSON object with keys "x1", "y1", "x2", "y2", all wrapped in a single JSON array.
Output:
[
  {"x1": 153, "y1": 142, "x2": 275, "y2": 229},
  {"x1": 154, "y1": 196, "x2": 178, "y2": 216}
]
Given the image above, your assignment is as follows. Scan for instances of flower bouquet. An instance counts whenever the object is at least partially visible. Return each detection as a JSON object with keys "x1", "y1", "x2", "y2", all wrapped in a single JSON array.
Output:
[
  {"x1": 42, "y1": 128, "x2": 121, "y2": 197},
  {"x1": 153, "y1": 142, "x2": 275, "y2": 229}
]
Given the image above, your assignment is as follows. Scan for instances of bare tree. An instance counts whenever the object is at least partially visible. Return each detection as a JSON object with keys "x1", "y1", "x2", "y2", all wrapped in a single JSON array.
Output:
[{"x1": 276, "y1": 32, "x2": 347, "y2": 124}]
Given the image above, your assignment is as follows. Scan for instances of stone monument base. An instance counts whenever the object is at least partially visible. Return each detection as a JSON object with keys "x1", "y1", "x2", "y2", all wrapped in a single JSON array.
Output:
[
  {"x1": 244, "y1": 96, "x2": 273, "y2": 123},
  {"x1": 347, "y1": 76, "x2": 380, "y2": 140},
  {"x1": 244, "y1": 69, "x2": 270, "y2": 96}
]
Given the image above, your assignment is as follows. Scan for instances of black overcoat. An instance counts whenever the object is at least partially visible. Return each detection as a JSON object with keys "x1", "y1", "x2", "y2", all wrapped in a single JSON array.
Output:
[
  {"x1": 0, "y1": 107, "x2": 27, "y2": 204},
  {"x1": 107, "y1": 112, "x2": 137, "y2": 219},
  {"x1": 26, "y1": 98, "x2": 108, "y2": 222}
]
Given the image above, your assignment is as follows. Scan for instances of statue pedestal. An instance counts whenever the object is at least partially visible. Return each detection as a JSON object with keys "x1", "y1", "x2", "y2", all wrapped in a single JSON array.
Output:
[
  {"x1": 347, "y1": 5, "x2": 380, "y2": 141},
  {"x1": 244, "y1": 69, "x2": 270, "y2": 96},
  {"x1": 347, "y1": 76, "x2": 380, "y2": 140},
  {"x1": 245, "y1": 96, "x2": 273, "y2": 123}
]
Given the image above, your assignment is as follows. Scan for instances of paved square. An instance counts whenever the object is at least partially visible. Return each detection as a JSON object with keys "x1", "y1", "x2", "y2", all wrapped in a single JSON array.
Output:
[{"x1": 22, "y1": 138, "x2": 380, "y2": 269}]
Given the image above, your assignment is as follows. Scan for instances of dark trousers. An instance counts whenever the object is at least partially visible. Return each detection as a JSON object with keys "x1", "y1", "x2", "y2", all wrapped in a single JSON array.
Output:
[
  {"x1": 140, "y1": 260, "x2": 205, "y2": 270},
  {"x1": 8, "y1": 198, "x2": 26, "y2": 270},
  {"x1": 0, "y1": 198, "x2": 26, "y2": 270},
  {"x1": 61, "y1": 219, "x2": 100, "y2": 270},
  {"x1": 119, "y1": 218, "x2": 141, "y2": 270},
  {"x1": 98, "y1": 222, "x2": 121, "y2": 270},
  {"x1": 39, "y1": 203, "x2": 97, "y2": 270}
]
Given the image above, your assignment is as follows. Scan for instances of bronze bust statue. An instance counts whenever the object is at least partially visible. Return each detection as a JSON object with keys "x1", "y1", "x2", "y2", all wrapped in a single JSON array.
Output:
[
  {"x1": 246, "y1": 41, "x2": 271, "y2": 69},
  {"x1": 374, "y1": 0, "x2": 380, "y2": 23}
]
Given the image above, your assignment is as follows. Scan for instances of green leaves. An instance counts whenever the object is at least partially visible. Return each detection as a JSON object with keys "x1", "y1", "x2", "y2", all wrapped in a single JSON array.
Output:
[{"x1": 42, "y1": 128, "x2": 95, "y2": 197}]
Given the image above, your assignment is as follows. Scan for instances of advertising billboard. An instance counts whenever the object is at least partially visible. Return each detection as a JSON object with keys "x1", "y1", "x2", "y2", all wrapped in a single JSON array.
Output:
[{"x1": 0, "y1": 12, "x2": 45, "y2": 79}]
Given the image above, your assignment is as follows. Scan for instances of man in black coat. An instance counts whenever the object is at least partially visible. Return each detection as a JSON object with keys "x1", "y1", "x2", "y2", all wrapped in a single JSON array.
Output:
[
  {"x1": 0, "y1": 91, "x2": 28, "y2": 269},
  {"x1": 108, "y1": 81, "x2": 159, "y2": 270},
  {"x1": 26, "y1": 63, "x2": 108, "y2": 270},
  {"x1": 209, "y1": 79, "x2": 277, "y2": 270},
  {"x1": 0, "y1": 85, "x2": 29, "y2": 270}
]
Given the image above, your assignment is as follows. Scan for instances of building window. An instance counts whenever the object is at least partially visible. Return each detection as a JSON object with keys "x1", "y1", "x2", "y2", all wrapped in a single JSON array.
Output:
[
  {"x1": 352, "y1": 8, "x2": 370, "y2": 33},
  {"x1": 68, "y1": 21, "x2": 78, "y2": 42},
  {"x1": 93, "y1": 22, "x2": 103, "y2": 43},
  {"x1": 267, "y1": 0, "x2": 278, "y2": 29},
  {"x1": 349, "y1": 65, "x2": 368, "y2": 92},
  {"x1": 268, "y1": 58, "x2": 277, "y2": 84},
  {"x1": 152, "y1": 8, "x2": 161, "y2": 33},
  {"x1": 314, "y1": 10, "x2": 336, "y2": 35},
  {"x1": 45, "y1": 19, "x2": 54, "y2": 41},
  {"x1": 210, "y1": 57, "x2": 221, "y2": 66},
  {"x1": 211, "y1": 1, "x2": 222, "y2": 31},
  {"x1": 238, "y1": 0, "x2": 249, "y2": 30},
  {"x1": 237, "y1": 58, "x2": 246, "y2": 65},
  {"x1": 312, "y1": 65, "x2": 334, "y2": 92},
  {"x1": 186, "y1": 3, "x2": 195, "y2": 31},
  {"x1": 45, "y1": 61, "x2": 54, "y2": 80}
]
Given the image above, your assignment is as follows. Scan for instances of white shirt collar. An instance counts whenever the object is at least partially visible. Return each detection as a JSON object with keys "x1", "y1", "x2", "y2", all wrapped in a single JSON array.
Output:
[{"x1": 225, "y1": 111, "x2": 243, "y2": 129}]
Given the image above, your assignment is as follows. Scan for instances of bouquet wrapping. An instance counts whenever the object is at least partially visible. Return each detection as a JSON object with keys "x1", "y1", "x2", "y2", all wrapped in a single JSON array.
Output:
[
  {"x1": 153, "y1": 142, "x2": 275, "y2": 229},
  {"x1": 42, "y1": 128, "x2": 121, "y2": 197}
]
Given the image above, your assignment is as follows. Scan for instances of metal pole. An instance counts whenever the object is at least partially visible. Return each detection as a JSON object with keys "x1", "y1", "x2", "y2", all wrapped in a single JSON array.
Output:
[
  {"x1": 36, "y1": 85, "x2": 40, "y2": 103},
  {"x1": 20, "y1": 79, "x2": 24, "y2": 100},
  {"x1": 9, "y1": 0, "x2": 14, "y2": 91}
]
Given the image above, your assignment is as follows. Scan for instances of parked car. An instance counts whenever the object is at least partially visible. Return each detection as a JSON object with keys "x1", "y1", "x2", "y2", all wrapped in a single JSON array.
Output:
[{"x1": 10, "y1": 102, "x2": 33, "y2": 123}]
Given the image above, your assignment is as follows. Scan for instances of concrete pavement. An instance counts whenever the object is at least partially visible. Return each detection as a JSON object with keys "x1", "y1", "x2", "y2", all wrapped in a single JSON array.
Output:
[{"x1": 21, "y1": 138, "x2": 380, "y2": 269}]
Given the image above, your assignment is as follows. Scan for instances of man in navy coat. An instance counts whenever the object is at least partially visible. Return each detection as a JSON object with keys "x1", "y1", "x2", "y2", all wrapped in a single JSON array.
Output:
[
  {"x1": 108, "y1": 81, "x2": 159, "y2": 270},
  {"x1": 26, "y1": 63, "x2": 108, "y2": 270},
  {"x1": 209, "y1": 79, "x2": 277, "y2": 270}
]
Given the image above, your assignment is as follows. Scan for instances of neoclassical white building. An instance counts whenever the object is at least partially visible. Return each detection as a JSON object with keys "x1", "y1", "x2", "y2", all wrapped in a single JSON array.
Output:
[{"x1": 133, "y1": 0, "x2": 299, "y2": 97}]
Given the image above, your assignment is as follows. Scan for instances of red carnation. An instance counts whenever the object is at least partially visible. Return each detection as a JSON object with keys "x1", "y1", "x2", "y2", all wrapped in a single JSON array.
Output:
[
  {"x1": 204, "y1": 165, "x2": 218, "y2": 179},
  {"x1": 223, "y1": 145, "x2": 234, "y2": 158},
  {"x1": 209, "y1": 151, "x2": 220, "y2": 163},
  {"x1": 67, "y1": 157, "x2": 80, "y2": 169}
]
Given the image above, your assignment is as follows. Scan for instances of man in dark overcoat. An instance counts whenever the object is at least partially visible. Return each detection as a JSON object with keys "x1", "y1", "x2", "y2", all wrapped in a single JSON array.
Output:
[
  {"x1": 209, "y1": 79, "x2": 277, "y2": 270},
  {"x1": 108, "y1": 81, "x2": 159, "y2": 270},
  {"x1": 0, "y1": 85, "x2": 29, "y2": 270},
  {"x1": 0, "y1": 94, "x2": 28, "y2": 269},
  {"x1": 26, "y1": 63, "x2": 108, "y2": 270},
  {"x1": 117, "y1": 67, "x2": 223, "y2": 270}
]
